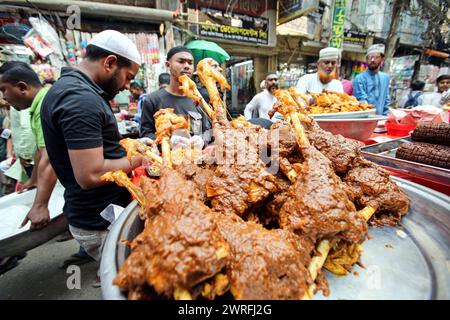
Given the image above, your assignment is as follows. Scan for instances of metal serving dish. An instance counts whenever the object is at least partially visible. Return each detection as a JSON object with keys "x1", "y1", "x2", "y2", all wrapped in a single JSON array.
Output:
[
  {"x1": 0, "y1": 184, "x2": 68, "y2": 259},
  {"x1": 361, "y1": 137, "x2": 450, "y2": 188},
  {"x1": 309, "y1": 109, "x2": 376, "y2": 119},
  {"x1": 100, "y1": 178, "x2": 450, "y2": 300},
  {"x1": 314, "y1": 114, "x2": 387, "y2": 142}
]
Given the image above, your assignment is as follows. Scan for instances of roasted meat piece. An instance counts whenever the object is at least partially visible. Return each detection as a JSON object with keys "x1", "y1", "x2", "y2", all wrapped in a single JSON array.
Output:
[
  {"x1": 216, "y1": 212, "x2": 314, "y2": 300},
  {"x1": 114, "y1": 168, "x2": 230, "y2": 298},
  {"x1": 279, "y1": 144, "x2": 367, "y2": 243},
  {"x1": 343, "y1": 157, "x2": 410, "y2": 226},
  {"x1": 306, "y1": 121, "x2": 361, "y2": 175},
  {"x1": 206, "y1": 125, "x2": 277, "y2": 216}
]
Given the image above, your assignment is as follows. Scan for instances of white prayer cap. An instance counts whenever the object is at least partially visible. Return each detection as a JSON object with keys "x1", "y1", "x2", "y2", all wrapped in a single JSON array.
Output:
[
  {"x1": 89, "y1": 30, "x2": 141, "y2": 65},
  {"x1": 367, "y1": 43, "x2": 385, "y2": 56},
  {"x1": 319, "y1": 47, "x2": 340, "y2": 61},
  {"x1": 260, "y1": 80, "x2": 266, "y2": 89}
]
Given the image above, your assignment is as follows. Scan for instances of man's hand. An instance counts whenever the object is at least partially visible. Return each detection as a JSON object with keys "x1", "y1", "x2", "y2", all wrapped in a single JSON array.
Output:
[
  {"x1": 20, "y1": 204, "x2": 51, "y2": 231},
  {"x1": 21, "y1": 179, "x2": 36, "y2": 191},
  {"x1": 129, "y1": 155, "x2": 144, "y2": 170}
]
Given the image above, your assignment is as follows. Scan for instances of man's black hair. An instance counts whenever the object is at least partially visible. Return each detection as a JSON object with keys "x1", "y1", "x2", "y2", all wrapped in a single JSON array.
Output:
[
  {"x1": 84, "y1": 44, "x2": 132, "y2": 68},
  {"x1": 0, "y1": 61, "x2": 42, "y2": 87},
  {"x1": 410, "y1": 80, "x2": 425, "y2": 91},
  {"x1": 166, "y1": 46, "x2": 192, "y2": 61},
  {"x1": 158, "y1": 72, "x2": 170, "y2": 85},
  {"x1": 265, "y1": 71, "x2": 278, "y2": 79},
  {"x1": 436, "y1": 74, "x2": 450, "y2": 84}
]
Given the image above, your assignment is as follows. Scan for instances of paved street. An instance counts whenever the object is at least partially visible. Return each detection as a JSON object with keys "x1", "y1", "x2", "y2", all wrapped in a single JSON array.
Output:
[{"x1": 0, "y1": 238, "x2": 101, "y2": 300}]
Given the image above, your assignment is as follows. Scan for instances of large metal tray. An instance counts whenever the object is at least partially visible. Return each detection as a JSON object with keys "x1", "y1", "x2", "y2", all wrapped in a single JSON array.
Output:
[
  {"x1": 100, "y1": 177, "x2": 450, "y2": 300},
  {"x1": 0, "y1": 184, "x2": 68, "y2": 259},
  {"x1": 361, "y1": 137, "x2": 450, "y2": 187}
]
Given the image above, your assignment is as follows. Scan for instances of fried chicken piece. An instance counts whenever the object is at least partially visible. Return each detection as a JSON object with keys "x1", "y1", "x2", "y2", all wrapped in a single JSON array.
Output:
[
  {"x1": 197, "y1": 58, "x2": 230, "y2": 116},
  {"x1": 154, "y1": 108, "x2": 189, "y2": 144},
  {"x1": 178, "y1": 74, "x2": 203, "y2": 105},
  {"x1": 120, "y1": 138, "x2": 163, "y2": 164}
]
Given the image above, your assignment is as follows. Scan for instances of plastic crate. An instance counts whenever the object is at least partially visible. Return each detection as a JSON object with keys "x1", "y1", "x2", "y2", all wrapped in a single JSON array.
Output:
[{"x1": 385, "y1": 122, "x2": 416, "y2": 137}]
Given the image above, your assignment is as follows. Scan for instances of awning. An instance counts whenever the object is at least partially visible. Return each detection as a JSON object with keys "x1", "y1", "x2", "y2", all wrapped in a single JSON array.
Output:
[{"x1": 1, "y1": 0, "x2": 174, "y2": 23}]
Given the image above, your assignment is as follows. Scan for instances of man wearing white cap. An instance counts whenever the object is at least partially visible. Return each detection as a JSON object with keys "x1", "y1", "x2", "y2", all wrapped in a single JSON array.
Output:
[
  {"x1": 41, "y1": 30, "x2": 143, "y2": 262},
  {"x1": 296, "y1": 47, "x2": 344, "y2": 94},
  {"x1": 353, "y1": 44, "x2": 390, "y2": 115}
]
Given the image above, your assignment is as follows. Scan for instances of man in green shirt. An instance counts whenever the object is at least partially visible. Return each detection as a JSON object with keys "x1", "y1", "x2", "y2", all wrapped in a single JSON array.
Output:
[
  {"x1": 0, "y1": 61, "x2": 56, "y2": 230},
  {"x1": 7, "y1": 107, "x2": 36, "y2": 181}
]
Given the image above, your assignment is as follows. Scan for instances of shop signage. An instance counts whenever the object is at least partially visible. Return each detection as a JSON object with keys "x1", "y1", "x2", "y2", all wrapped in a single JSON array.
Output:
[
  {"x1": 198, "y1": 7, "x2": 269, "y2": 44},
  {"x1": 343, "y1": 30, "x2": 367, "y2": 46},
  {"x1": 188, "y1": 0, "x2": 276, "y2": 46},
  {"x1": 329, "y1": 0, "x2": 346, "y2": 49}
]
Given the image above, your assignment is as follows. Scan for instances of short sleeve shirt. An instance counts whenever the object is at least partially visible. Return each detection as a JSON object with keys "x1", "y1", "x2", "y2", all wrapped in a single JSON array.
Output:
[
  {"x1": 29, "y1": 87, "x2": 49, "y2": 148},
  {"x1": 41, "y1": 67, "x2": 130, "y2": 230}
]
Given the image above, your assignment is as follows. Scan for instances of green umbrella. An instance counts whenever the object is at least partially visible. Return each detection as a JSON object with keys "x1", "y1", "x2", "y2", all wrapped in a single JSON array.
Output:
[{"x1": 185, "y1": 40, "x2": 230, "y2": 64}]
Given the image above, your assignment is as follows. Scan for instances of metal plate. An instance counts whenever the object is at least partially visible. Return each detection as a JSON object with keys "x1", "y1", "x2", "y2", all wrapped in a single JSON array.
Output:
[
  {"x1": 100, "y1": 178, "x2": 450, "y2": 300},
  {"x1": 309, "y1": 109, "x2": 376, "y2": 119}
]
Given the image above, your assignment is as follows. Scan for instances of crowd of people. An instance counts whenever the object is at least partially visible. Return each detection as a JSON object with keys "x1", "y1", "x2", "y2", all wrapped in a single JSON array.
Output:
[{"x1": 0, "y1": 29, "x2": 448, "y2": 276}]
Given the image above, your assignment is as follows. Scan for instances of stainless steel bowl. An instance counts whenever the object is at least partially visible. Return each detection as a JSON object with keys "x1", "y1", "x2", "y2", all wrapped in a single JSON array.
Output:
[{"x1": 314, "y1": 114, "x2": 387, "y2": 141}]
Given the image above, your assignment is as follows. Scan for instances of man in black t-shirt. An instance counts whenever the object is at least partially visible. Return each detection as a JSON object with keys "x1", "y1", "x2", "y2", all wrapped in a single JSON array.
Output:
[
  {"x1": 40, "y1": 30, "x2": 143, "y2": 261},
  {"x1": 140, "y1": 47, "x2": 212, "y2": 144}
]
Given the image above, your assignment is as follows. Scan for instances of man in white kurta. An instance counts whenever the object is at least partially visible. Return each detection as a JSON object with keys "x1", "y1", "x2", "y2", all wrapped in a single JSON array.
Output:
[
  {"x1": 296, "y1": 47, "x2": 344, "y2": 94},
  {"x1": 244, "y1": 72, "x2": 283, "y2": 121}
]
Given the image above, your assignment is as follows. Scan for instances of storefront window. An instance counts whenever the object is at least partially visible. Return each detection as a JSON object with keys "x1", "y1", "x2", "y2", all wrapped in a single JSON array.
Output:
[{"x1": 229, "y1": 60, "x2": 254, "y2": 117}]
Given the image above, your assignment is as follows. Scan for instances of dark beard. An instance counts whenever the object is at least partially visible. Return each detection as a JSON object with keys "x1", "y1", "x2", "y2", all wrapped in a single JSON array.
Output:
[
  {"x1": 268, "y1": 84, "x2": 278, "y2": 92},
  {"x1": 318, "y1": 68, "x2": 336, "y2": 84},
  {"x1": 103, "y1": 69, "x2": 122, "y2": 100},
  {"x1": 368, "y1": 63, "x2": 380, "y2": 71}
]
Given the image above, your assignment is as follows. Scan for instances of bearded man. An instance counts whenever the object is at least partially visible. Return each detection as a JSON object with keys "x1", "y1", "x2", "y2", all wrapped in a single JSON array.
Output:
[
  {"x1": 296, "y1": 47, "x2": 344, "y2": 94},
  {"x1": 244, "y1": 71, "x2": 283, "y2": 121},
  {"x1": 40, "y1": 30, "x2": 143, "y2": 262},
  {"x1": 354, "y1": 44, "x2": 390, "y2": 115}
]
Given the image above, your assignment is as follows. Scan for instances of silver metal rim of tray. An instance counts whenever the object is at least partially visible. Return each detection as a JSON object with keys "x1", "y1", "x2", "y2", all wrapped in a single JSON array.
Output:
[
  {"x1": 314, "y1": 115, "x2": 388, "y2": 122},
  {"x1": 100, "y1": 177, "x2": 450, "y2": 300}
]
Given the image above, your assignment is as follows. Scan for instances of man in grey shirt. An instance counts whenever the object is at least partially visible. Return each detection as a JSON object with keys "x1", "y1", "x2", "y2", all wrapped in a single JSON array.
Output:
[{"x1": 140, "y1": 47, "x2": 212, "y2": 144}]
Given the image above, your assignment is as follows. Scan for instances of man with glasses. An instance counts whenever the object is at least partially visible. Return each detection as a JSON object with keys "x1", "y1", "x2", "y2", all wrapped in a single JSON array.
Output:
[{"x1": 354, "y1": 44, "x2": 390, "y2": 115}]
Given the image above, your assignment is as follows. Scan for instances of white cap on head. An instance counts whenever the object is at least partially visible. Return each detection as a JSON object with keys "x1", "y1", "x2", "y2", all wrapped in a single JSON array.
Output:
[
  {"x1": 319, "y1": 47, "x2": 340, "y2": 61},
  {"x1": 260, "y1": 80, "x2": 266, "y2": 89},
  {"x1": 367, "y1": 44, "x2": 385, "y2": 56},
  {"x1": 89, "y1": 30, "x2": 141, "y2": 65}
]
